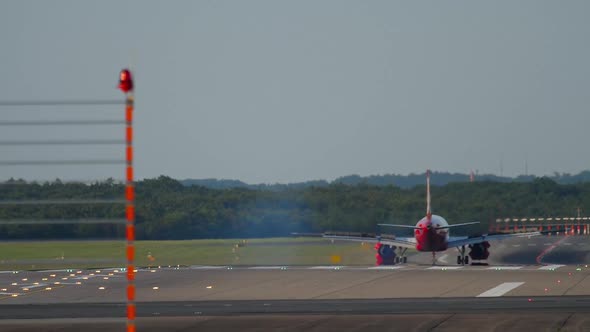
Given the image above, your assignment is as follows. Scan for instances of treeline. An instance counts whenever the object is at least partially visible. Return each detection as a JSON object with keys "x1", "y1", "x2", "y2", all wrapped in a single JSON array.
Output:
[
  {"x1": 181, "y1": 170, "x2": 590, "y2": 190},
  {"x1": 1, "y1": 176, "x2": 589, "y2": 240}
]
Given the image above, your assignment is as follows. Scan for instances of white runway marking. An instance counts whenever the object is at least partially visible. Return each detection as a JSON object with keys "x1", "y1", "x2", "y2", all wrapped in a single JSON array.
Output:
[
  {"x1": 247, "y1": 266, "x2": 286, "y2": 270},
  {"x1": 511, "y1": 244, "x2": 521, "y2": 247},
  {"x1": 487, "y1": 266, "x2": 523, "y2": 270},
  {"x1": 477, "y1": 282, "x2": 524, "y2": 297},
  {"x1": 427, "y1": 266, "x2": 463, "y2": 270},
  {"x1": 368, "y1": 266, "x2": 405, "y2": 270},
  {"x1": 438, "y1": 254, "x2": 448, "y2": 264},
  {"x1": 20, "y1": 283, "x2": 48, "y2": 289},
  {"x1": 527, "y1": 244, "x2": 537, "y2": 246},
  {"x1": 538, "y1": 265, "x2": 565, "y2": 271},
  {"x1": 308, "y1": 266, "x2": 343, "y2": 270},
  {"x1": 189, "y1": 266, "x2": 228, "y2": 270}
]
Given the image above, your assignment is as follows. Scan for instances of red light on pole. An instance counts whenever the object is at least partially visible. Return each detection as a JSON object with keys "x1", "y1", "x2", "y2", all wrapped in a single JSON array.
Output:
[{"x1": 118, "y1": 69, "x2": 134, "y2": 93}]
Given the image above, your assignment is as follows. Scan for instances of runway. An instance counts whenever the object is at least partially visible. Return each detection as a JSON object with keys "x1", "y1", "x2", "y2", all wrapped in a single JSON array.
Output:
[{"x1": 0, "y1": 235, "x2": 589, "y2": 331}]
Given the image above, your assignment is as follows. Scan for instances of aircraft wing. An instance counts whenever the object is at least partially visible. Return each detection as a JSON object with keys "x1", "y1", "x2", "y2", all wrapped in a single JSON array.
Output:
[
  {"x1": 322, "y1": 235, "x2": 417, "y2": 249},
  {"x1": 447, "y1": 231, "x2": 541, "y2": 248}
]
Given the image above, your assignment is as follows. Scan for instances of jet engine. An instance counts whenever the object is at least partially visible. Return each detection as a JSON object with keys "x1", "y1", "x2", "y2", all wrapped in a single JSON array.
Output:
[
  {"x1": 468, "y1": 241, "x2": 490, "y2": 260},
  {"x1": 375, "y1": 243, "x2": 396, "y2": 265}
]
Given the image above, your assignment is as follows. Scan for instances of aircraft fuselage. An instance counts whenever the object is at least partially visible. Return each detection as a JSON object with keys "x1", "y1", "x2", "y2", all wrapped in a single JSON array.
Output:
[{"x1": 414, "y1": 214, "x2": 449, "y2": 252}]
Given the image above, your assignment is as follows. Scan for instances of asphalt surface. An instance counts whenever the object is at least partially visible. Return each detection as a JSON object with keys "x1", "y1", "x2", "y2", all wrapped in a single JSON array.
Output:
[{"x1": 0, "y1": 234, "x2": 589, "y2": 331}]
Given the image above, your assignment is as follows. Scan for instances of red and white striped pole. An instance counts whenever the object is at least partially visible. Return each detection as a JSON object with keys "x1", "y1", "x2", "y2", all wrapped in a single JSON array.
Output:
[{"x1": 119, "y1": 69, "x2": 136, "y2": 332}]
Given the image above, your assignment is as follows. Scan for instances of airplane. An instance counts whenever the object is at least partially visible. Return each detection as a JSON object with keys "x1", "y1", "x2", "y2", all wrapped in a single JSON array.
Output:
[{"x1": 323, "y1": 170, "x2": 540, "y2": 265}]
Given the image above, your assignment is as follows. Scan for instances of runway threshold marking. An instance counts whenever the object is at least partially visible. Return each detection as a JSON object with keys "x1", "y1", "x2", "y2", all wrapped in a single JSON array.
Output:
[
  {"x1": 538, "y1": 264, "x2": 565, "y2": 271},
  {"x1": 476, "y1": 282, "x2": 525, "y2": 297}
]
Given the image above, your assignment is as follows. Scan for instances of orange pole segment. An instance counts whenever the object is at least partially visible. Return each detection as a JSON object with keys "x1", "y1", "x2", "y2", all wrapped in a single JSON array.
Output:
[
  {"x1": 126, "y1": 106, "x2": 133, "y2": 122},
  {"x1": 127, "y1": 284, "x2": 135, "y2": 301},
  {"x1": 126, "y1": 225, "x2": 135, "y2": 241},
  {"x1": 127, "y1": 266, "x2": 135, "y2": 281},
  {"x1": 126, "y1": 127, "x2": 133, "y2": 143},
  {"x1": 126, "y1": 206, "x2": 135, "y2": 221},
  {"x1": 127, "y1": 304, "x2": 136, "y2": 320},
  {"x1": 126, "y1": 146, "x2": 133, "y2": 163},
  {"x1": 127, "y1": 245, "x2": 135, "y2": 262},
  {"x1": 126, "y1": 186, "x2": 134, "y2": 201},
  {"x1": 127, "y1": 166, "x2": 133, "y2": 181}
]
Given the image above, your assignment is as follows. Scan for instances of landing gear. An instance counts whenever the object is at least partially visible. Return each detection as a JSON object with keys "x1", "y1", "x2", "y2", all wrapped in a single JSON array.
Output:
[
  {"x1": 396, "y1": 247, "x2": 408, "y2": 264},
  {"x1": 457, "y1": 245, "x2": 468, "y2": 266},
  {"x1": 395, "y1": 255, "x2": 408, "y2": 264},
  {"x1": 457, "y1": 256, "x2": 469, "y2": 265}
]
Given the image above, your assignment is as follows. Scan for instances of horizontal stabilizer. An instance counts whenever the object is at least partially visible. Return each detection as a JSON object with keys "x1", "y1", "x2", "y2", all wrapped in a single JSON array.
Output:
[
  {"x1": 439, "y1": 221, "x2": 480, "y2": 229},
  {"x1": 377, "y1": 223, "x2": 420, "y2": 230}
]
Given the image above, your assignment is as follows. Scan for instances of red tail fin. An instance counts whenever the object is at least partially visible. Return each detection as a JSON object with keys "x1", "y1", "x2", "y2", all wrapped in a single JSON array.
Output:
[{"x1": 426, "y1": 169, "x2": 432, "y2": 219}]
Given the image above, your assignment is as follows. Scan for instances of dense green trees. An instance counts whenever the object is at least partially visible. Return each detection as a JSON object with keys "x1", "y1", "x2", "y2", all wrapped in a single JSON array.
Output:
[{"x1": 0, "y1": 176, "x2": 589, "y2": 239}]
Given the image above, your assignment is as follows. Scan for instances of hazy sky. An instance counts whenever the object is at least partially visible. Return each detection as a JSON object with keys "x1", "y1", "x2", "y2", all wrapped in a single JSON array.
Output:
[{"x1": 1, "y1": 1, "x2": 589, "y2": 183}]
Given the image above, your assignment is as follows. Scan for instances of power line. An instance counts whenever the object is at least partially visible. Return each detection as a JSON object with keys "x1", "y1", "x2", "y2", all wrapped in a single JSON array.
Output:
[
  {"x1": 0, "y1": 139, "x2": 125, "y2": 146},
  {"x1": 0, "y1": 218, "x2": 127, "y2": 225},
  {"x1": 0, "y1": 100, "x2": 124, "y2": 107},
  {"x1": 0, "y1": 120, "x2": 125, "y2": 126},
  {"x1": 0, "y1": 160, "x2": 126, "y2": 166},
  {"x1": 0, "y1": 199, "x2": 126, "y2": 205}
]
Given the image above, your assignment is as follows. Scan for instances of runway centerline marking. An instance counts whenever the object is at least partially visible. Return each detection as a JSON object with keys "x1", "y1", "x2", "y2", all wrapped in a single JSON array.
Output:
[
  {"x1": 476, "y1": 282, "x2": 524, "y2": 297},
  {"x1": 487, "y1": 266, "x2": 523, "y2": 270},
  {"x1": 538, "y1": 265, "x2": 565, "y2": 271},
  {"x1": 189, "y1": 266, "x2": 228, "y2": 270},
  {"x1": 368, "y1": 266, "x2": 405, "y2": 270},
  {"x1": 427, "y1": 266, "x2": 462, "y2": 270},
  {"x1": 20, "y1": 283, "x2": 48, "y2": 289}
]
